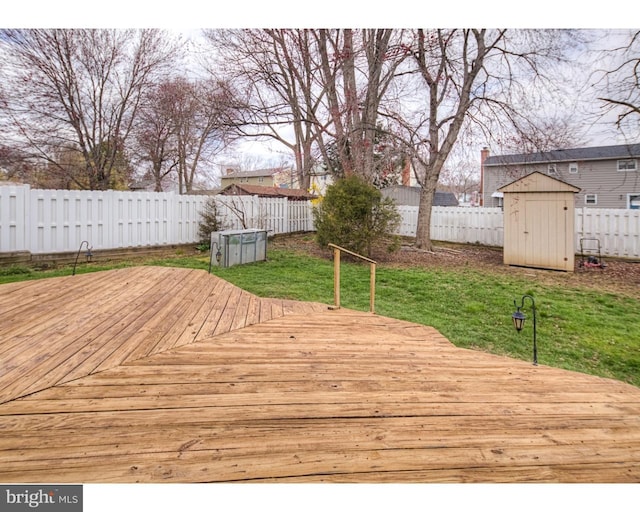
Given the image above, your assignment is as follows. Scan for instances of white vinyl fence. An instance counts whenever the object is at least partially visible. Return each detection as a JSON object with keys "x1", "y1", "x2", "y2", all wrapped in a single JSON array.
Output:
[
  {"x1": 576, "y1": 207, "x2": 640, "y2": 259},
  {"x1": 213, "y1": 195, "x2": 315, "y2": 235},
  {"x1": 0, "y1": 185, "x2": 207, "y2": 254},
  {"x1": 396, "y1": 206, "x2": 505, "y2": 247},
  {"x1": 396, "y1": 205, "x2": 640, "y2": 259},
  {"x1": 1, "y1": 184, "x2": 638, "y2": 259},
  {"x1": 0, "y1": 185, "x2": 315, "y2": 255}
]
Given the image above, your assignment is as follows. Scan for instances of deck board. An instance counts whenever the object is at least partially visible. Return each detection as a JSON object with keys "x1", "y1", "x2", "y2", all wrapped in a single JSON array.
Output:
[{"x1": 0, "y1": 266, "x2": 639, "y2": 483}]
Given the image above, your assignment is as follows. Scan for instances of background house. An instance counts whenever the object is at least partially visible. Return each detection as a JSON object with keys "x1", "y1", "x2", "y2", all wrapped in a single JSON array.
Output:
[
  {"x1": 481, "y1": 143, "x2": 640, "y2": 209},
  {"x1": 308, "y1": 167, "x2": 333, "y2": 196},
  {"x1": 220, "y1": 166, "x2": 297, "y2": 189}
]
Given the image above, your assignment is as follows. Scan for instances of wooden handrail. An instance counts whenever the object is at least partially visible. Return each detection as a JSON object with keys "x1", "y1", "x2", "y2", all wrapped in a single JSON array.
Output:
[{"x1": 328, "y1": 243, "x2": 377, "y2": 313}]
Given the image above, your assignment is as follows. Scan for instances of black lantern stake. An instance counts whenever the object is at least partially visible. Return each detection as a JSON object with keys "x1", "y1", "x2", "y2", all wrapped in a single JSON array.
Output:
[
  {"x1": 512, "y1": 294, "x2": 538, "y2": 366},
  {"x1": 208, "y1": 241, "x2": 223, "y2": 273},
  {"x1": 72, "y1": 240, "x2": 92, "y2": 276}
]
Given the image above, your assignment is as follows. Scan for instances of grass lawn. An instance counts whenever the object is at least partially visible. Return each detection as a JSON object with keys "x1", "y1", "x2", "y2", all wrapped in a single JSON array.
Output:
[{"x1": 1, "y1": 243, "x2": 638, "y2": 388}]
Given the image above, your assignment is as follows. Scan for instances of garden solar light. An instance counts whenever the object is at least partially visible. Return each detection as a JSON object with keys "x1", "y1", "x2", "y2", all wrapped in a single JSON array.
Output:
[
  {"x1": 512, "y1": 294, "x2": 538, "y2": 366},
  {"x1": 512, "y1": 308, "x2": 526, "y2": 332},
  {"x1": 208, "y1": 241, "x2": 223, "y2": 273}
]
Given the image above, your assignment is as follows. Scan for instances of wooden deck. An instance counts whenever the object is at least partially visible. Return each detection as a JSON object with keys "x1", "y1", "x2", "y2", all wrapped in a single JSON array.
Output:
[{"x1": 0, "y1": 266, "x2": 639, "y2": 483}]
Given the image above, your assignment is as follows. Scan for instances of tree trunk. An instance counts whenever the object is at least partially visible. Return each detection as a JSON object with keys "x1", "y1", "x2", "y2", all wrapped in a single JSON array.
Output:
[{"x1": 414, "y1": 170, "x2": 439, "y2": 251}]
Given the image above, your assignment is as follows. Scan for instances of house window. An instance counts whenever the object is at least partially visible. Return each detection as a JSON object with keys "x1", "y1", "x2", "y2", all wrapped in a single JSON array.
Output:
[
  {"x1": 585, "y1": 194, "x2": 597, "y2": 205},
  {"x1": 258, "y1": 177, "x2": 264, "y2": 183},
  {"x1": 547, "y1": 164, "x2": 557, "y2": 175},
  {"x1": 617, "y1": 159, "x2": 637, "y2": 171},
  {"x1": 569, "y1": 162, "x2": 578, "y2": 174}
]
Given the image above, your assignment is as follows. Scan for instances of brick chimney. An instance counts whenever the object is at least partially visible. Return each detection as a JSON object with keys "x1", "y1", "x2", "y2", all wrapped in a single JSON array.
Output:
[
  {"x1": 401, "y1": 159, "x2": 411, "y2": 186},
  {"x1": 479, "y1": 147, "x2": 489, "y2": 206}
]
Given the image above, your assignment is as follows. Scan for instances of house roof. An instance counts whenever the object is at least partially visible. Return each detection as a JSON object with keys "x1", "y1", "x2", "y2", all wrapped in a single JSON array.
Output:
[
  {"x1": 498, "y1": 171, "x2": 580, "y2": 194},
  {"x1": 484, "y1": 143, "x2": 640, "y2": 167},
  {"x1": 219, "y1": 183, "x2": 316, "y2": 200}
]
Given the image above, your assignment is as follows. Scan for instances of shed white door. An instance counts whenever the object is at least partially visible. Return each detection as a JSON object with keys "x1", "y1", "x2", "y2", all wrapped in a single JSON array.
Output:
[{"x1": 522, "y1": 195, "x2": 574, "y2": 271}]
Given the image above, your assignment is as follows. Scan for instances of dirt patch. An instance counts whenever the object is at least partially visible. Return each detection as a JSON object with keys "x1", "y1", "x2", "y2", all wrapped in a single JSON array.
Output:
[{"x1": 271, "y1": 233, "x2": 640, "y2": 299}]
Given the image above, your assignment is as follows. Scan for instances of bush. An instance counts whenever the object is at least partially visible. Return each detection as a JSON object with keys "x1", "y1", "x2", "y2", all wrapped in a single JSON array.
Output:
[
  {"x1": 197, "y1": 197, "x2": 222, "y2": 247},
  {"x1": 313, "y1": 175, "x2": 400, "y2": 258}
]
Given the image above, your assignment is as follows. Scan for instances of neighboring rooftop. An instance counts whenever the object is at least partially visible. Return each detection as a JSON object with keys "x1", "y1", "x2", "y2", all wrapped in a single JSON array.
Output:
[
  {"x1": 484, "y1": 143, "x2": 640, "y2": 166},
  {"x1": 219, "y1": 183, "x2": 317, "y2": 200}
]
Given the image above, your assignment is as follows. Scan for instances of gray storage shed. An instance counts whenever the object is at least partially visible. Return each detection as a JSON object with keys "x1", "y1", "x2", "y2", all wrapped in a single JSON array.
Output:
[{"x1": 499, "y1": 172, "x2": 580, "y2": 272}]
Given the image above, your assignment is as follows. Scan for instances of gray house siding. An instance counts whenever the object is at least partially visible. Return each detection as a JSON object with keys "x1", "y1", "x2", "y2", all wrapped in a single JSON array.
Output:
[{"x1": 482, "y1": 144, "x2": 640, "y2": 209}]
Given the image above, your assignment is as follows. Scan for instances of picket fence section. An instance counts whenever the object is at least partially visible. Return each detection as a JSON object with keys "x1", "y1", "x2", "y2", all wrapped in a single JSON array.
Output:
[{"x1": 1, "y1": 184, "x2": 638, "y2": 259}]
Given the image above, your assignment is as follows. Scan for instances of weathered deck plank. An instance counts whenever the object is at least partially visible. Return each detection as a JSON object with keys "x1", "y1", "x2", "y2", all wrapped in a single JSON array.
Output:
[{"x1": 0, "y1": 267, "x2": 639, "y2": 483}]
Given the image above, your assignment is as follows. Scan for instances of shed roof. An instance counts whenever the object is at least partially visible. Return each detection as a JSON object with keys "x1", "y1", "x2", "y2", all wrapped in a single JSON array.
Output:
[
  {"x1": 485, "y1": 143, "x2": 640, "y2": 167},
  {"x1": 498, "y1": 171, "x2": 580, "y2": 194},
  {"x1": 219, "y1": 183, "x2": 316, "y2": 200}
]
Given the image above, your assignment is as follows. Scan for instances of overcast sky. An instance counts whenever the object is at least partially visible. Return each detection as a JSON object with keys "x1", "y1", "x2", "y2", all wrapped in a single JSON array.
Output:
[
  {"x1": 5, "y1": 1, "x2": 637, "y2": 29},
  {"x1": 3, "y1": 6, "x2": 637, "y2": 169}
]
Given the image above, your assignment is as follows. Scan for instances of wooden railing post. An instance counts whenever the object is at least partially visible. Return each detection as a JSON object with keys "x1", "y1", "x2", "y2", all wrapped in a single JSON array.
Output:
[
  {"x1": 370, "y1": 262, "x2": 376, "y2": 313},
  {"x1": 333, "y1": 246, "x2": 341, "y2": 309},
  {"x1": 328, "y1": 243, "x2": 377, "y2": 314}
]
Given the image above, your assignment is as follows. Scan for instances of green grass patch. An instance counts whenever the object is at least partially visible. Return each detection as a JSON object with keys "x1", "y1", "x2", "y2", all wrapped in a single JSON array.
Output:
[
  {"x1": 1, "y1": 246, "x2": 638, "y2": 388},
  {"x1": 209, "y1": 248, "x2": 639, "y2": 388}
]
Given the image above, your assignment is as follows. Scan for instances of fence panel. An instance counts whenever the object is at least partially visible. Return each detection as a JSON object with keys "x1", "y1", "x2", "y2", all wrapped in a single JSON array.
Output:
[
  {"x1": 262, "y1": 197, "x2": 287, "y2": 234},
  {"x1": 29, "y1": 189, "x2": 112, "y2": 253},
  {"x1": 113, "y1": 191, "x2": 177, "y2": 248},
  {"x1": 213, "y1": 196, "x2": 313, "y2": 235},
  {"x1": 0, "y1": 184, "x2": 28, "y2": 252},
  {"x1": 576, "y1": 207, "x2": 640, "y2": 259},
  {"x1": 396, "y1": 205, "x2": 418, "y2": 237},
  {"x1": 214, "y1": 195, "x2": 260, "y2": 231},
  {"x1": 175, "y1": 194, "x2": 208, "y2": 244},
  {"x1": 288, "y1": 200, "x2": 315, "y2": 233},
  {"x1": 396, "y1": 206, "x2": 504, "y2": 247}
]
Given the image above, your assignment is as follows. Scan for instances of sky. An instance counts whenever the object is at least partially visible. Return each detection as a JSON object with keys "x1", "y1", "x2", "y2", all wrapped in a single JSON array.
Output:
[
  {"x1": 3, "y1": 4, "x2": 638, "y2": 173},
  {"x1": 5, "y1": 0, "x2": 639, "y2": 29}
]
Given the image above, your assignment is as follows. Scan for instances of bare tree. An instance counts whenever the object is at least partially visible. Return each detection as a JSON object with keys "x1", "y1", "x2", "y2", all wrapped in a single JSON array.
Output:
[
  {"x1": 203, "y1": 29, "x2": 409, "y2": 189},
  {"x1": 385, "y1": 29, "x2": 583, "y2": 250},
  {"x1": 0, "y1": 29, "x2": 180, "y2": 189},
  {"x1": 438, "y1": 159, "x2": 480, "y2": 205},
  {"x1": 133, "y1": 81, "x2": 179, "y2": 192},
  {"x1": 314, "y1": 29, "x2": 409, "y2": 182},
  {"x1": 593, "y1": 30, "x2": 640, "y2": 136},
  {"x1": 202, "y1": 29, "x2": 325, "y2": 189},
  {"x1": 169, "y1": 77, "x2": 237, "y2": 193}
]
